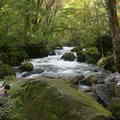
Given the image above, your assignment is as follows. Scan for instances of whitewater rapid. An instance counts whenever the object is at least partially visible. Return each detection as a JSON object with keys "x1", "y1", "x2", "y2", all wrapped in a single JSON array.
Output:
[{"x1": 16, "y1": 47, "x2": 107, "y2": 79}]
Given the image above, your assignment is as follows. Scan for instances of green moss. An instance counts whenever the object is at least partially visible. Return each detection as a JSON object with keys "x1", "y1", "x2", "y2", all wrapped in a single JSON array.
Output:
[
  {"x1": 9, "y1": 77, "x2": 112, "y2": 120},
  {"x1": 92, "y1": 116, "x2": 108, "y2": 120},
  {"x1": 109, "y1": 98, "x2": 120, "y2": 119},
  {"x1": 0, "y1": 64, "x2": 15, "y2": 79},
  {"x1": 4, "y1": 75, "x2": 16, "y2": 83},
  {"x1": 0, "y1": 48, "x2": 29, "y2": 66},
  {"x1": 71, "y1": 46, "x2": 82, "y2": 53},
  {"x1": 97, "y1": 56, "x2": 116, "y2": 72},
  {"x1": 20, "y1": 63, "x2": 33, "y2": 72},
  {"x1": 77, "y1": 47, "x2": 100, "y2": 64}
]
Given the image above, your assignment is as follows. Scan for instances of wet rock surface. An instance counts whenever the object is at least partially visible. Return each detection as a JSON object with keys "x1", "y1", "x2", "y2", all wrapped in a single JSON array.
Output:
[
  {"x1": 90, "y1": 73, "x2": 120, "y2": 107},
  {"x1": 61, "y1": 52, "x2": 76, "y2": 61}
]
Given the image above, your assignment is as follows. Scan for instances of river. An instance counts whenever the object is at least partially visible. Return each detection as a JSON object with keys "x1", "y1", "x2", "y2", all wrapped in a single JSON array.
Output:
[{"x1": 16, "y1": 47, "x2": 110, "y2": 81}]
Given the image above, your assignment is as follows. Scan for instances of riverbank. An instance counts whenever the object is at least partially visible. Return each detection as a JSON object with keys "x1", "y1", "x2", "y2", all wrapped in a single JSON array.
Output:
[{"x1": 6, "y1": 77, "x2": 111, "y2": 120}]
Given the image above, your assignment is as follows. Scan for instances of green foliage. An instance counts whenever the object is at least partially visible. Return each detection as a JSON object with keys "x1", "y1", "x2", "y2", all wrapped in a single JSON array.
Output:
[
  {"x1": 20, "y1": 63, "x2": 33, "y2": 72},
  {"x1": 84, "y1": 48, "x2": 100, "y2": 64},
  {"x1": 0, "y1": 0, "x2": 60, "y2": 63},
  {"x1": 0, "y1": 97, "x2": 11, "y2": 120},
  {"x1": 24, "y1": 42, "x2": 49, "y2": 58},
  {"x1": 96, "y1": 34, "x2": 113, "y2": 56},
  {"x1": 9, "y1": 78, "x2": 112, "y2": 120},
  {"x1": 77, "y1": 47, "x2": 100, "y2": 64},
  {"x1": 4, "y1": 75, "x2": 16, "y2": 82},
  {"x1": 71, "y1": 46, "x2": 82, "y2": 52},
  {"x1": 92, "y1": 116, "x2": 108, "y2": 120},
  {"x1": 0, "y1": 47, "x2": 29, "y2": 66},
  {"x1": 109, "y1": 98, "x2": 120, "y2": 119},
  {"x1": 0, "y1": 0, "x2": 110, "y2": 65},
  {"x1": 0, "y1": 64, "x2": 15, "y2": 79},
  {"x1": 54, "y1": 0, "x2": 109, "y2": 47}
]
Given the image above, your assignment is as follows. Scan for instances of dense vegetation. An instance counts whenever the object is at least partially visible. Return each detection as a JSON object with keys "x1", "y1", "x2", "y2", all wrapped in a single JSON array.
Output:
[
  {"x1": 8, "y1": 78, "x2": 111, "y2": 120},
  {"x1": 0, "y1": 0, "x2": 110, "y2": 66},
  {"x1": 1, "y1": 0, "x2": 120, "y2": 120}
]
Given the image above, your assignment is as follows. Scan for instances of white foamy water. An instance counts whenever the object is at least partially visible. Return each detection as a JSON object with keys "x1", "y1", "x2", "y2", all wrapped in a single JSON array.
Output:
[{"x1": 17, "y1": 47, "x2": 105, "y2": 79}]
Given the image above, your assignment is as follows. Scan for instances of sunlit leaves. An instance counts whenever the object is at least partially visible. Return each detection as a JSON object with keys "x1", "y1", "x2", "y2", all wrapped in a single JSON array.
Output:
[{"x1": 53, "y1": 0, "x2": 109, "y2": 47}]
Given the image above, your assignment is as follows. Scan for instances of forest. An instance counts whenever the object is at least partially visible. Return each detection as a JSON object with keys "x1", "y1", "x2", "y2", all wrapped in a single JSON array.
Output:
[{"x1": 0, "y1": 0, "x2": 120, "y2": 120}]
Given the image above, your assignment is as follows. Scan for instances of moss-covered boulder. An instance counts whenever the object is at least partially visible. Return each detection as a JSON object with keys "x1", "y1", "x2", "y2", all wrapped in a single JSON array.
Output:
[
  {"x1": 0, "y1": 64, "x2": 15, "y2": 79},
  {"x1": 49, "y1": 51, "x2": 56, "y2": 56},
  {"x1": 71, "y1": 46, "x2": 82, "y2": 53},
  {"x1": 97, "y1": 56, "x2": 116, "y2": 72},
  {"x1": 71, "y1": 75, "x2": 85, "y2": 86},
  {"x1": 77, "y1": 47, "x2": 100, "y2": 64},
  {"x1": 61, "y1": 52, "x2": 76, "y2": 61},
  {"x1": 9, "y1": 77, "x2": 112, "y2": 120},
  {"x1": 83, "y1": 75, "x2": 97, "y2": 86},
  {"x1": 20, "y1": 63, "x2": 33, "y2": 72},
  {"x1": 77, "y1": 51, "x2": 86, "y2": 62}
]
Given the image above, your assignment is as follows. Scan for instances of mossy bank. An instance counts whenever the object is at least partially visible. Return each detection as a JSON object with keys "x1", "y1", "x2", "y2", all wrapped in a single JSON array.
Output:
[{"x1": 7, "y1": 77, "x2": 112, "y2": 120}]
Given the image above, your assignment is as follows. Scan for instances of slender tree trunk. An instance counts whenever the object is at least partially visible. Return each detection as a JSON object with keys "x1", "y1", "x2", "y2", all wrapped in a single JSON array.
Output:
[{"x1": 105, "y1": 0, "x2": 120, "y2": 72}]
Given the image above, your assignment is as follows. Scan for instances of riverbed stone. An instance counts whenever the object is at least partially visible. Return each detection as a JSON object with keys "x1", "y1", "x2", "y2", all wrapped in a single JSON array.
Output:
[
  {"x1": 71, "y1": 75, "x2": 85, "y2": 85},
  {"x1": 104, "y1": 72, "x2": 120, "y2": 97},
  {"x1": 0, "y1": 97, "x2": 10, "y2": 120},
  {"x1": 96, "y1": 34, "x2": 113, "y2": 56},
  {"x1": 22, "y1": 69, "x2": 44, "y2": 77},
  {"x1": 95, "y1": 84, "x2": 112, "y2": 106},
  {"x1": 94, "y1": 72, "x2": 120, "y2": 107},
  {"x1": 77, "y1": 47, "x2": 100, "y2": 64},
  {"x1": 61, "y1": 52, "x2": 76, "y2": 61},
  {"x1": 20, "y1": 63, "x2": 34, "y2": 72},
  {"x1": 49, "y1": 51, "x2": 56, "y2": 56},
  {"x1": 84, "y1": 75, "x2": 97, "y2": 86},
  {"x1": 104, "y1": 72, "x2": 120, "y2": 84}
]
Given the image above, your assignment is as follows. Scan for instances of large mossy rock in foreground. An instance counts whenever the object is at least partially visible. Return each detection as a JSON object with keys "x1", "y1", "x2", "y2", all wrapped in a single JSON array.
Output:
[
  {"x1": 9, "y1": 78, "x2": 112, "y2": 120},
  {"x1": 61, "y1": 52, "x2": 76, "y2": 61}
]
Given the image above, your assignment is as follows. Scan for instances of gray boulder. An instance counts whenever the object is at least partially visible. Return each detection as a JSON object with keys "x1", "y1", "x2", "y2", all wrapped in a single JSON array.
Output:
[
  {"x1": 105, "y1": 72, "x2": 120, "y2": 85},
  {"x1": 61, "y1": 52, "x2": 76, "y2": 61}
]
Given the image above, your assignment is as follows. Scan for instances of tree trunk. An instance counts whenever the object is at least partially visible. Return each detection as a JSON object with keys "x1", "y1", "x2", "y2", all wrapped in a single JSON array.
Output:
[{"x1": 105, "y1": 0, "x2": 120, "y2": 72}]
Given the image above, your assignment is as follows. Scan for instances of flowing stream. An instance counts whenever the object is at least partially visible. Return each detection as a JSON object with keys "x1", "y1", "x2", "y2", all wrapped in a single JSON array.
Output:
[{"x1": 17, "y1": 47, "x2": 109, "y2": 80}]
